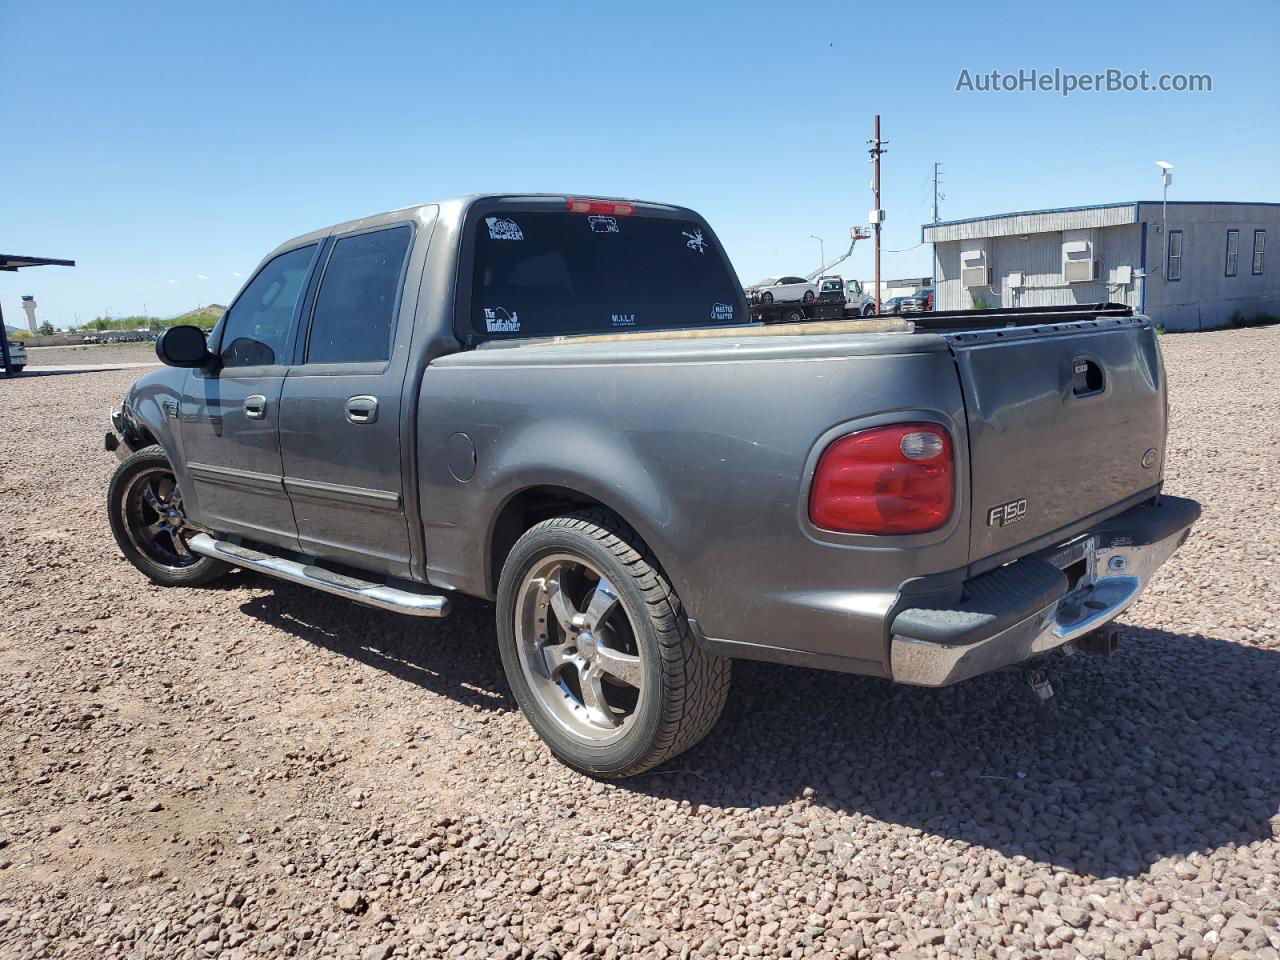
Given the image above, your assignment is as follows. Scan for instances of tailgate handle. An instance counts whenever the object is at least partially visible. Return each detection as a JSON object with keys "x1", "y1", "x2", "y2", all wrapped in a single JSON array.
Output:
[{"x1": 1072, "y1": 357, "x2": 1105, "y2": 397}]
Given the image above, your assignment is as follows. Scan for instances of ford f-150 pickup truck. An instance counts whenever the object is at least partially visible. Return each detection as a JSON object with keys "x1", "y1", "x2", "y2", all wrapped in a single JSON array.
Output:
[{"x1": 105, "y1": 194, "x2": 1200, "y2": 778}]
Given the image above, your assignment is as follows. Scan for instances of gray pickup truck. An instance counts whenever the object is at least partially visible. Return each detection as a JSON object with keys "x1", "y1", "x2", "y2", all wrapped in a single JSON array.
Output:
[{"x1": 105, "y1": 194, "x2": 1200, "y2": 777}]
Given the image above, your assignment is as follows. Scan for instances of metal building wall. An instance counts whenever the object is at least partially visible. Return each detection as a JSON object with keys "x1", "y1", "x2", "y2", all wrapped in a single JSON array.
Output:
[
  {"x1": 934, "y1": 225, "x2": 1141, "y2": 311},
  {"x1": 1139, "y1": 203, "x2": 1280, "y2": 331}
]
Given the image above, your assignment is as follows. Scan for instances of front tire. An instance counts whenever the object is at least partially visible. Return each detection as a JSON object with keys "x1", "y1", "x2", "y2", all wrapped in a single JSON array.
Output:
[
  {"x1": 107, "y1": 445, "x2": 230, "y2": 587},
  {"x1": 496, "y1": 510, "x2": 730, "y2": 778},
  {"x1": 802, "y1": 290, "x2": 815, "y2": 304},
  {"x1": 862, "y1": 304, "x2": 875, "y2": 317},
  {"x1": 760, "y1": 291, "x2": 774, "y2": 304}
]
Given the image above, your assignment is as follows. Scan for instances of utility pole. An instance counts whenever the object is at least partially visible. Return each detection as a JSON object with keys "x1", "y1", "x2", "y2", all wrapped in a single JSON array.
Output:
[
  {"x1": 931, "y1": 161, "x2": 944, "y2": 223},
  {"x1": 868, "y1": 115, "x2": 887, "y2": 315}
]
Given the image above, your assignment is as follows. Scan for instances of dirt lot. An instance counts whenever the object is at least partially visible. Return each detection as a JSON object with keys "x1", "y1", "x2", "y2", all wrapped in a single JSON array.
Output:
[
  {"x1": 1, "y1": 327, "x2": 1278, "y2": 960},
  {"x1": 22, "y1": 343, "x2": 160, "y2": 368}
]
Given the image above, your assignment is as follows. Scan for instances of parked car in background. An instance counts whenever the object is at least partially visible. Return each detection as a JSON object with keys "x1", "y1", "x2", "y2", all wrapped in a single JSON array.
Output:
[
  {"x1": 1, "y1": 333, "x2": 27, "y2": 373},
  {"x1": 882, "y1": 296, "x2": 908, "y2": 315},
  {"x1": 105, "y1": 193, "x2": 1199, "y2": 779},
  {"x1": 747, "y1": 276, "x2": 818, "y2": 304},
  {"x1": 900, "y1": 288, "x2": 934, "y2": 313}
]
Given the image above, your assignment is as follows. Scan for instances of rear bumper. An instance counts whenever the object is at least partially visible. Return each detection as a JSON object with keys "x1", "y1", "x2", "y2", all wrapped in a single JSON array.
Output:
[{"x1": 889, "y1": 494, "x2": 1200, "y2": 686}]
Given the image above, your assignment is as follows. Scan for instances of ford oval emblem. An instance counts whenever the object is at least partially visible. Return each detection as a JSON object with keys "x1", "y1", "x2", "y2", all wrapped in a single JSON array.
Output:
[{"x1": 1141, "y1": 448, "x2": 1158, "y2": 469}]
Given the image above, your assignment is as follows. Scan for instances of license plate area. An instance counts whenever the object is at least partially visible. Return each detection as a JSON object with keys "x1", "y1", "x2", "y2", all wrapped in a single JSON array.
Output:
[{"x1": 1044, "y1": 535, "x2": 1096, "y2": 591}]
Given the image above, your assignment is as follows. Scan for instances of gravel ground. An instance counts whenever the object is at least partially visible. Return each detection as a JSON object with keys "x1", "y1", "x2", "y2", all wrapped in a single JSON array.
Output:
[
  {"x1": 21, "y1": 343, "x2": 159, "y2": 368},
  {"x1": 1, "y1": 326, "x2": 1277, "y2": 960}
]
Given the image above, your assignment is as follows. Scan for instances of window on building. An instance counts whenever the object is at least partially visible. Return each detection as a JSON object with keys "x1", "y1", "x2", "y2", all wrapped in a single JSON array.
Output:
[
  {"x1": 305, "y1": 225, "x2": 413, "y2": 364},
  {"x1": 1166, "y1": 230, "x2": 1182, "y2": 282},
  {"x1": 1225, "y1": 230, "x2": 1239, "y2": 277},
  {"x1": 1253, "y1": 230, "x2": 1266, "y2": 275}
]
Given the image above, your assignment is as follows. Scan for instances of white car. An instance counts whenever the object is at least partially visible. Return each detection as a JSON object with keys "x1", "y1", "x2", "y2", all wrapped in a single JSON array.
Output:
[{"x1": 747, "y1": 276, "x2": 818, "y2": 304}]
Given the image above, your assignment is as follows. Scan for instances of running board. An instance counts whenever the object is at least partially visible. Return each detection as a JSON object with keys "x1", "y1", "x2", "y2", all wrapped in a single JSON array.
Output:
[{"x1": 188, "y1": 533, "x2": 450, "y2": 617}]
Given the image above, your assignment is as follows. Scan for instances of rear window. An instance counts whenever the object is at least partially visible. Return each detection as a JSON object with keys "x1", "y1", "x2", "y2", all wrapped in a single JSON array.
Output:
[{"x1": 469, "y1": 211, "x2": 743, "y2": 339}]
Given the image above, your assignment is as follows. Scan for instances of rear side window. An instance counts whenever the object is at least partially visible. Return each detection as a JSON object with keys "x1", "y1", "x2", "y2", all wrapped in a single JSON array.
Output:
[
  {"x1": 469, "y1": 211, "x2": 744, "y2": 339},
  {"x1": 220, "y1": 244, "x2": 316, "y2": 367},
  {"x1": 306, "y1": 225, "x2": 413, "y2": 364}
]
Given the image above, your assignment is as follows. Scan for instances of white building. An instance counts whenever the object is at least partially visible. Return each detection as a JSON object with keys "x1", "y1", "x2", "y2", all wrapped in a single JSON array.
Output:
[{"x1": 923, "y1": 202, "x2": 1278, "y2": 331}]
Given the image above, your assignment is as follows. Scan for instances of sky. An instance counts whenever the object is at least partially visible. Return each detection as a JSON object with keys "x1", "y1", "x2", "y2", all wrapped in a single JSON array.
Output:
[{"x1": 2, "y1": 0, "x2": 1278, "y2": 328}]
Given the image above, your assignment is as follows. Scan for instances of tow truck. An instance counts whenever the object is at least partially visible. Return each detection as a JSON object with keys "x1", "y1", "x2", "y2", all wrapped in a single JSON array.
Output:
[{"x1": 748, "y1": 227, "x2": 874, "y2": 324}]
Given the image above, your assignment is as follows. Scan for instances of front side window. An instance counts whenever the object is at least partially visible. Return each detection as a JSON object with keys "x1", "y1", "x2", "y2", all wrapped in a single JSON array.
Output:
[
  {"x1": 1166, "y1": 230, "x2": 1182, "y2": 281},
  {"x1": 1254, "y1": 230, "x2": 1266, "y2": 275},
  {"x1": 1225, "y1": 229, "x2": 1239, "y2": 277},
  {"x1": 220, "y1": 245, "x2": 316, "y2": 367},
  {"x1": 469, "y1": 211, "x2": 744, "y2": 340},
  {"x1": 306, "y1": 225, "x2": 413, "y2": 364}
]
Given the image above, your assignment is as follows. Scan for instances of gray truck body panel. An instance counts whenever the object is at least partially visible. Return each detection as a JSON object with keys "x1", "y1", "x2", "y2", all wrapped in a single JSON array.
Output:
[{"x1": 115, "y1": 194, "x2": 1196, "y2": 683}]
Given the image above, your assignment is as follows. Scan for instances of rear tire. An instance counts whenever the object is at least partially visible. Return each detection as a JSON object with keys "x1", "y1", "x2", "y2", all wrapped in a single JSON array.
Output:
[
  {"x1": 496, "y1": 509, "x2": 730, "y2": 778},
  {"x1": 107, "y1": 445, "x2": 231, "y2": 587},
  {"x1": 782, "y1": 308, "x2": 804, "y2": 324},
  {"x1": 9, "y1": 365, "x2": 24, "y2": 373}
]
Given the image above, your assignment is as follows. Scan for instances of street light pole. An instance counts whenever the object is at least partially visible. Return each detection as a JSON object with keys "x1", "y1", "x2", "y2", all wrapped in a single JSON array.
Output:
[{"x1": 1155, "y1": 161, "x2": 1174, "y2": 236}]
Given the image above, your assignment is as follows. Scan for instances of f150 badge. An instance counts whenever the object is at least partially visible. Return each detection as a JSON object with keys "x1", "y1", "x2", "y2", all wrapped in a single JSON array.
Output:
[{"x1": 987, "y1": 498, "x2": 1028, "y2": 527}]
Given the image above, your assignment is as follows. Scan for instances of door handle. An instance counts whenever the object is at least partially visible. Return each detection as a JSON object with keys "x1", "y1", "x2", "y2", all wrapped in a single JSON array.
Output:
[
  {"x1": 243, "y1": 395, "x2": 267, "y2": 419},
  {"x1": 346, "y1": 395, "x2": 379, "y2": 424}
]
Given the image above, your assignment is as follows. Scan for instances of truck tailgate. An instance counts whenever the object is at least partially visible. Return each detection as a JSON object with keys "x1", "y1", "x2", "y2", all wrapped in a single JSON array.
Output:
[{"x1": 949, "y1": 317, "x2": 1165, "y2": 562}]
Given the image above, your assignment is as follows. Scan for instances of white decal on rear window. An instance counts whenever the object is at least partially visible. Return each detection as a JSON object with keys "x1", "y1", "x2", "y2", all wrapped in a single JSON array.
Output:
[
  {"x1": 588, "y1": 216, "x2": 619, "y2": 234},
  {"x1": 482, "y1": 307, "x2": 521, "y2": 333},
  {"x1": 683, "y1": 228, "x2": 707, "y2": 254},
  {"x1": 486, "y1": 217, "x2": 524, "y2": 241},
  {"x1": 711, "y1": 302, "x2": 734, "y2": 321},
  {"x1": 611, "y1": 313, "x2": 637, "y2": 327}
]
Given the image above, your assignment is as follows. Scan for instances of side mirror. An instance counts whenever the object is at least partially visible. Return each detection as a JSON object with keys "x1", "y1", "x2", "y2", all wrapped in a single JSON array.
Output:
[{"x1": 155, "y1": 325, "x2": 212, "y2": 368}]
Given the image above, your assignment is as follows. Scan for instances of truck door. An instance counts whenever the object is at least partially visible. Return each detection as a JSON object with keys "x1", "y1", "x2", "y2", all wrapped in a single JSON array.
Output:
[
  {"x1": 278, "y1": 220, "x2": 422, "y2": 578},
  {"x1": 180, "y1": 242, "x2": 320, "y2": 551}
]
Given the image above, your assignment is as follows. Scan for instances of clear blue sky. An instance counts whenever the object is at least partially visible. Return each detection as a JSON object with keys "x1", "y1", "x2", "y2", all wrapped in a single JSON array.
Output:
[{"x1": 3, "y1": 0, "x2": 1277, "y2": 327}]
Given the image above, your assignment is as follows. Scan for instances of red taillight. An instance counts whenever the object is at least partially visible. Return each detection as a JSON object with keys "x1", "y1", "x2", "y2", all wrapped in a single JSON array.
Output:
[
  {"x1": 566, "y1": 198, "x2": 635, "y2": 216},
  {"x1": 809, "y1": 423, "x2": 954, "y2": 534}
]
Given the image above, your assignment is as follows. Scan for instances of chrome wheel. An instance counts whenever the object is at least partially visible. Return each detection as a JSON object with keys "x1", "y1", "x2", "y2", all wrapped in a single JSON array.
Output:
[
  {"x1": 120, "y1": 466, "x2": 196, "y2": 570},
  {"x1": 514, "y1": 553, "x2": 646, "y2": 743}
]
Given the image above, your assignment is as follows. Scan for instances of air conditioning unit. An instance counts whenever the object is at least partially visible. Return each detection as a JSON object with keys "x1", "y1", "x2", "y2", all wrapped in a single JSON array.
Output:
[
  {"x1": 960, "y1": 243, "x2": 989, "y2": 288},
  {"x1": 1061, "y1": 229, "x2": 1097, "y2": 284},
  {"x1": 1063, "y1": 259, "x2": 1098, "y2": 283}
]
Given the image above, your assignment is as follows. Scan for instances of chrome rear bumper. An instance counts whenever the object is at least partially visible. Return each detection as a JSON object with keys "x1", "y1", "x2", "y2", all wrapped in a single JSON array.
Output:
[{"x1": 890, "y1": 496, "x2": 1198, "y2": 687}]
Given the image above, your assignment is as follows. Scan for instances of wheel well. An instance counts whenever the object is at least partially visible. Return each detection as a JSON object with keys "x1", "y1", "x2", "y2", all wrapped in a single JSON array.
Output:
[
  {"x1": 134, "y1": 424, "x2": 159, "y2": 450},
  {"x1": 489, "y1": 486, "x2": 613, "y2": 594}
]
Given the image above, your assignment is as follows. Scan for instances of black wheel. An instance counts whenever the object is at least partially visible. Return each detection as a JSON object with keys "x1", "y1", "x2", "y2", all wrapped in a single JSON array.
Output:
[
  {"x1": 9, "y1": 365, "x2": 24, "y2": 373},
  {"x1": 760, "y1": 291, "x2": 774, "y2": 304},
  {"x1": 496, "y1": 510, "x2": 730, "y2": 778},
  {"x1": 802, "y1": 290, "x2": 815, "y2": 304},
  {"x1": 107, "y1": 445, "x2": 230, "y2": 586},
  {"x1": 862, "y1": 304, "x2": 875, "y2": 317},
  {"x1": 783, "y1": 308, "x2": 804, "y2": 324}
]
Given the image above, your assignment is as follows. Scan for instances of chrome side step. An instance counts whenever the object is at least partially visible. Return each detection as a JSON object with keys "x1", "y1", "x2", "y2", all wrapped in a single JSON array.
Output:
[{"x1": 188, "y1": 533, "x2": 450, "y2": 618}]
